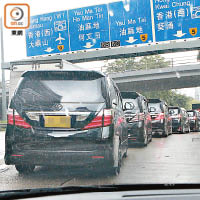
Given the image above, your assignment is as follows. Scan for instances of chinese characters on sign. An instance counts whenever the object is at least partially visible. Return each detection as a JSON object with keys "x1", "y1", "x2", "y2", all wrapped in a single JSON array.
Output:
[
  {"x1": 68, "y1": 4, "x2": 109, "y2": 51},
  {"x1": 154, "y1": 0, "x2": 200, "y2": 42},
  {"x1": 26, "y1": 0, "x2": 200, "y2": 56},
  {"x1": 26, "y1": 11, "x2": 69, "y2": 56},
  {"x1": 108, "y1": 0, "x2": 153, "y2": 46}
]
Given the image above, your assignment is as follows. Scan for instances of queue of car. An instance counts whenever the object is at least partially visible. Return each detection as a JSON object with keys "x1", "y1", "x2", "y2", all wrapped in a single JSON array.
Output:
[
  {"x1": 148, "y1": 99, "x2": 172, "y2": 137},
  {"x1": 4, "y1": 69, "x2": 200, "y2": 176},
  {"x1": 121, "y1": 92, "x2": 152, "y2": 147},
  {"x1": 187, "y1": 110, "x2": 200, "y2": 132},
  {"x1": 169, "y1": 107, "x2": 190, "y2": 133},
  {"x1": 5, "y1": 70, "x2": 128, "y2": 176}
]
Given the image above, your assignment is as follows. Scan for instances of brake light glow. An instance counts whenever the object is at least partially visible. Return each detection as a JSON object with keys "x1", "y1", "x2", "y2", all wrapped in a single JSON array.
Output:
[
  {"x1": 83, "y1": 109, "x2": 112, "y2": 130},
  {"x1": 91, "y1": 156, "x2": 104, "y2": 159},
  {"x1": 103, "y1": 109, "x2": 113, "y2": 126},
  {"x1": 155, "y1": 113, "x2": 165, "y2": 120},
  {"x1": 130, "y1": 113, "x2": 144, "y2": 122},
  {"x1": 7, "y1": 109, "x2": 31, "y2": 129}
]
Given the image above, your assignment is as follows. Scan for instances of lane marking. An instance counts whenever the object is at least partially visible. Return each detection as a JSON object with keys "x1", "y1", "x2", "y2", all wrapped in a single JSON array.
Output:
[{"x1": 0, "y1": 164, "x2": 9, "y2": 173}]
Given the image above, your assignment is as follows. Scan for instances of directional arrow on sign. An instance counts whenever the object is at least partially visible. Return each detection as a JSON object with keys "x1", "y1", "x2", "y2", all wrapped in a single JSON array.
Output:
[
  {"x1": 173, "y1": 30, "x2": 186, "y2": 38},
  {"x1": 84, "y1": 42, "x2": 94, "y2": 49},
  {"x1": 126, "y1": 37, "x2": 137, "y2": 44},
  {"x1": 44, "y1": 47, "x2": 54, "y2": 53}
]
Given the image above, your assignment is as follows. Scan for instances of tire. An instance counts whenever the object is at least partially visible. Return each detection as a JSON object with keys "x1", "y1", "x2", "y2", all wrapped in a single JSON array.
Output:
[
  {"x1": 123, "y1": 144, "x2": 128, "y2": 158},
  {"x1": 141, "y1": 128, "x2": 148, "y2": 147},
  {"x1": 163, "y1": 125, "x2": 168, "y2": 137},
  {"x1": 149, "y1": 132, "x2": 152, "y2": 142},
  {"x1": 110, "y1": 142, "x2": 122, "y2": 176},
  {"x1": 187, "y1": 126, "x2": 190, "y2": 133},
  {"x1": 182, "y1": 125, "x2": 185, "y2": 134},
  {"x1": 170, "y1": 127, "x2": 173, "y2": 135},
  {"x1": 196, "y1": 125, "x2": 199, "y2": 132},
  {"x1": 15, "y1": 164, "x2": 35, "y2": 174}
]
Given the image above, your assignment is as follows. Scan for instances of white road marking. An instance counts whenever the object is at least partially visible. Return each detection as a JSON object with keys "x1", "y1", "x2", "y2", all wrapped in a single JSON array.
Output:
[{"x1": 0, "y1": 164, "x2": 9, "y2": 173}]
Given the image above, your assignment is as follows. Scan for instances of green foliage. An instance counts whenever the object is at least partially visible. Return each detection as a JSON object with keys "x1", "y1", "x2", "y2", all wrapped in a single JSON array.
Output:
[
  {"x1": 138, "y1": 55, "x2": 170, "y2": 69},
  {"x1": 143, "y1": 90, "x2": 192, "y2": 110},
  {"x1": 104, "y1": 55, "x2": 170, "y2": 73},
  {"x1": 105, "y1": 55, "x2": 193, "y2": 109},
  {"x1": 105, "y1": 57, "x2": 138, "y2": 73}
]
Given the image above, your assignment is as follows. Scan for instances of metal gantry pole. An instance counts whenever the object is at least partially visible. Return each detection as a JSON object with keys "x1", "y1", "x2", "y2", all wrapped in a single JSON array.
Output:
[{"x1": 0, "y1": 17, "x2": 7, "y2": 121}]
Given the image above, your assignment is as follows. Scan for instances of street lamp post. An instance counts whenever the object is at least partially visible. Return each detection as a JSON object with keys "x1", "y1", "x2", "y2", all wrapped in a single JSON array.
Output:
[{"x1": 0, "y1": 17, "x2": 7, "y2": 121}]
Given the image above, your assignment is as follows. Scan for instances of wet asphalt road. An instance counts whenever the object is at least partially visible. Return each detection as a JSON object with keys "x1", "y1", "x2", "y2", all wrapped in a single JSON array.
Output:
[{"x1": 1, "y1": 131, "x2": 200, "y2": 191}]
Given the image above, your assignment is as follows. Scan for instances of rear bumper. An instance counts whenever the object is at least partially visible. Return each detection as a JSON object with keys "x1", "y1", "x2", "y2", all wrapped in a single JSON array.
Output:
[
  {"x1": 127, "y1": 122, "x2": 145, "y2": 144},
  {"x1": 5, "y1": 146, "x2": 112, "y2": 166},
  {"x1": 190, "y1": 121, "x2": 197, "y2": 130},
  {"x1": 151, "y1": 121, "x2": 164, "y2": 135},
  {"x1": 172, "y1": 121, "x2": 181, "y2": 132},
  {"x1": 5, "y1": 125, "x2": 114, "y2": 166}
]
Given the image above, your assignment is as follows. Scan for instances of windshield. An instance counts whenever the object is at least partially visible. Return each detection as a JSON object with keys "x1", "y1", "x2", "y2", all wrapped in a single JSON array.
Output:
[
  {"x1": 169, "y1": 108, "x2": 179, "y2": 116},
  {"x1": 148, "y1": 103, "x2": 162, "y2": 113},
  {"x1": 188, "y1": 111, "x2": 194, "y2": 117},
  {"x1": 15, "y1": 78, "x2": 105, "y2": 104},
  {"x1": 2, "y1": 0, "x2": 200, "y2": 195}
]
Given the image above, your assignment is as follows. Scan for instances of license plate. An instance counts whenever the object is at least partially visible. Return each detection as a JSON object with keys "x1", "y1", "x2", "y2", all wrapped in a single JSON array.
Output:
[{"x1": 45, "y1": 116, "x2": 71, "y2": 128}]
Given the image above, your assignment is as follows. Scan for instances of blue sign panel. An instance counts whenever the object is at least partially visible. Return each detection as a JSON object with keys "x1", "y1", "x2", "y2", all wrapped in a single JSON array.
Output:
[
  {"x1": 108, "y1": 0, "x2": 153, "y2": 46},
  {"x1": 26, "y1": 11, "x2": 69, "y2": 56},
  {"x1": 154, "y1": 0, "x2": 200, "y2": 42},
  {"x1": 68, "y1": 4, "x2": 109, "y2": 51}
]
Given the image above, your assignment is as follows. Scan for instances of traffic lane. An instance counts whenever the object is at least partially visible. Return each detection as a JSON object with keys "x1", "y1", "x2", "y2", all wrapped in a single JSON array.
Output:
[
  {"x1": 1, "y1": 132, "x2": 200, "y2": 191},
  {"x1": 65, "y1": 132, "x2": 200, "y2": 186}
]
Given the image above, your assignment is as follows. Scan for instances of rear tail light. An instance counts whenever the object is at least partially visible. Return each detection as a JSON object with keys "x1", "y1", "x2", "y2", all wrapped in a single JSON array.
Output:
[
  {"x1": 7, "y1": 108, "x2": 32, "y2": 129},
  {"x1": 193, "y1": 116, "x2": 197, "y2": 120},
  {"x1": 129, "y1": 114, "x2": 138, "y2": 122},
  {"x1": 103, "y1": 109, "x2": 113, "y2": 126},
  {"x1": 91, "y1": 156, "x2": 104, "y2": 159},
  {"x1": 138, "y1": 113, "x2": 144, "y2": 121},
  {"x1": 130, "y1": 113, "x2": 144, "y2": 122},
  {"x1": 155, "y1": 113, "x2": 165, "y2": 120},
  {"x1": 83, "y1": 109, "x2": 113, "y2": 130},
  {"x1": 178, "y1": 114, "x2": 181, "y2": 119}
]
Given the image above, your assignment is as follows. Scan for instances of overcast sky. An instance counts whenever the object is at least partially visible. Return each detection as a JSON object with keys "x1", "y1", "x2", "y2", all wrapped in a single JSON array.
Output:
[{"x1": 0, "y1": 0, "x2": 198, "y2": 98}]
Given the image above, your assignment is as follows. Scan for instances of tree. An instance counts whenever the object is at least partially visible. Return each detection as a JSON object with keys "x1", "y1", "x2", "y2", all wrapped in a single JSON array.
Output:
[
  {"x1": 105, "y1": 55, "x2": 193, "y2": 109},
  {"x1": 138, "y1": 55, "x2": 170, "y2": 69},
  {"x1": 143, "y1": 90, "x2": 192, "y2": 110},
  {"x1": 105, "y1": 57, "x2": 138, "y2": 73},
  {"x1": 104, "y1": 55, "x2": 170, "y2": 73}
]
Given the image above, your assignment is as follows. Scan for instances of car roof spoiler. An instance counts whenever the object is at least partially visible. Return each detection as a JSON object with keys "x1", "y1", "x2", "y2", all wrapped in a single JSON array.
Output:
[
  {"x1": 22, "y1": 70, "x2": 105, "y2": 80},
  {"x1": 121, "y1": 91, "x2": 141, "y2": 99}
]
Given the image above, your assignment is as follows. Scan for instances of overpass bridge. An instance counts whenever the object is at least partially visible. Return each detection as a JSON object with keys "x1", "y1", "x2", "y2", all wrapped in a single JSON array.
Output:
[
  {"x1": 4, "y1": 54, "x2": 200, "y2": 93},
  {"x1": 109, "y1": 63, "x2": 200, "y2": 92}
]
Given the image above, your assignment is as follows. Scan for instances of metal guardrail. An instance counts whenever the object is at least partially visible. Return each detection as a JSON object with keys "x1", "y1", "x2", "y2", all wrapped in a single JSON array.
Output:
[{"x1": 165, "y1": 55, "x2": 199, "y2": 67}]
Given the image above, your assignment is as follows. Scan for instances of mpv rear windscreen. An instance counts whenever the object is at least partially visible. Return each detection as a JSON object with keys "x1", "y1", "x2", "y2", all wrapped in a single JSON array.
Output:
[{"x1": 10, "y1": 71, "x2": 108, "y2": 129}]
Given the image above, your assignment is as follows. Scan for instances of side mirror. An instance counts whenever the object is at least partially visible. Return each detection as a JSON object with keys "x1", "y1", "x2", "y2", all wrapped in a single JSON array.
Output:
[
  {"x1": 124, "y1": 102, "x2": 134, "y2": 110},
  {"x1": 149, "y1": 107, "x2": 156, "y2": 112},
  {"x1": 112, "y1": 99, "x2": 117, "y2": 108},
  {"x1": 169, "y1": 110, "x2": 173, "y2": 115}
]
